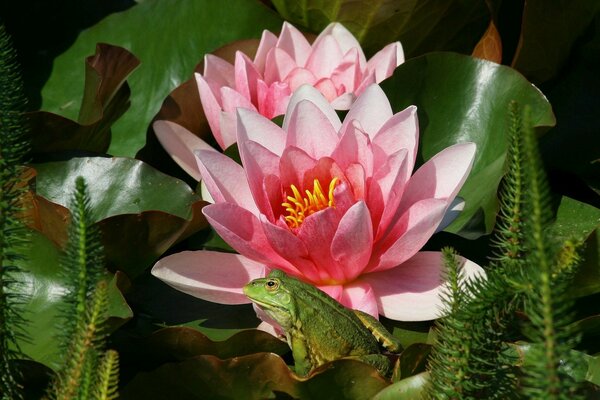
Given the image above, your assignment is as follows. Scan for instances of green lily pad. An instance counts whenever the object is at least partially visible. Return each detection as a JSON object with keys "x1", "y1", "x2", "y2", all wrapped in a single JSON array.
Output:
[
  {"x1": 381, "y1": 52, "x2": 556, "y2": 238},
  {"x1": 548, "y1": 196, "x2": 600, "y2": 244},
  {"x1": 40, "y1": 0, "x2": 283, "y2": 157},
  {"x1": 14, "y1": 229, "x2": 132, "y2": 371},
  {"x1": 372, "y1": 372, "x2": 428, "y2": 400},
  {"x1": 120, "y1": 353, "x2": 390, "y2": 400},
  {"x1": 270, "y1": 0, "x2": 489, "y2": 57}
]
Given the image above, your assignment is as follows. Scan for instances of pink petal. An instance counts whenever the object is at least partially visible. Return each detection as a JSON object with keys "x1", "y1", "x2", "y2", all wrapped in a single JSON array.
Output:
[
  {"x1": 218, "y1": 111, "x2": 238, "y2": 150},
  {"x1": 296, "y1": 207, "x2": 344, "y2": 283},
  {"x1": 276, "y1": 22, "x2": 313, "y2": 67},
  {"x1": 220, "y1": 86, "x2": 255, "y2": 113},
  {"x1": 151, "y1": 250, "x2": 265, "y2": 304},
  {"x1": 331, "y1": 201, "x2": 373, "y2": 281},
  {"x1": 330, "y1": 92, "x2": 355, "y2": 110},
  {"x1": 203, "y1": 203, "x2": 294, "y2": 271},
  {"x1": 341, "y1": 84, "x2": 393, "y2": 138},
  {"x1": 314, "y1": 78, "x2": 339, "y2": 102},
  {"x1": 363, "y1": 251, "x2": 485, "y2": 320},
  {"x1": 236, "y1": 107, "x2": 286, "y2": 156},
  {"x1": 314, "y1": 23, "x2": 366, "y2": 68},
  {"x1": 316, "y1": 284, "x2": 344, "y2": 302},
  {"x1": 203, "y1": 54, "x2": 235, "y2": 88},
  {"x1": 153, "y1": 120, "x2": 216, "y2": 181},
  {"x1": 331, "y1": 120, "x2": 373, "y2": 176},
  {"x1": 234, "y1": 51, "x2": 261, "y2": 105},
  {"x1": 256, "y1": 80, "x2": 291, "y2": 119},
  {"x1": 368, "y1": 149, "x2": 409, "y2": 238},
  {"x1": 286, "y1": 67, "x2": 318, "y2": 92},
  {"x1": 369, "y1": 198, "x2": 448, "y2": 272},
  {"x1": 344, "y1": 163, "x2": 366, "y2": 200},
  {"x1": 372, "y1": 105, "x2": 418, "y2": 177},
  {"x1": 283, "y1": 85, "x2": 341, "y2": 133},
  {"x1": 305, "y1": 34, "x2": 343, "y2": 79},
  {"x1": 195, "y1": 73, "x2": 225, "y2": 149},
  {"x1": 264, "y1": 47, "x2": 298, "y2": 85},
  {"x1": 259, "y1": 216, "x2": 321, "y2": 282},
  {"x1": 340, "y1": 282, "x2": 379, "y2": 318},
  {"x1": 365, "y1": 42, "x2": 404, "y2": 83},
  {"x1": 278, "y1": 146, "x2": 318, "y2": 190},
  {"x1": 285, "y1": 99, "x2": 339, "y2": 159},
  {"x1": 354, "y1": 69, "x2": 377, "y2": 97},
  {"x1": 194, "y1": 149, "x2": 258, "y2": 214},
  {"x1": 398, "y1": 142, "x2": 477, "y2": 215},
  {"x1": 254, "y1": 30, "x2": 278, "y2": 73},
  {"x1": 330, "y1": 47, "x2": 362, "y2": 94}
]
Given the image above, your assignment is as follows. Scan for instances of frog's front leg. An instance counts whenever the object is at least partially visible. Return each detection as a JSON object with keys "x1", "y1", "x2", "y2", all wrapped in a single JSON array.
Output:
[
  {"x1": 291, "y1": 335, "x2": 313, "y2": 376},
  {"x1": 347, "y1": 354, "x2": 393, "y2": 377}
]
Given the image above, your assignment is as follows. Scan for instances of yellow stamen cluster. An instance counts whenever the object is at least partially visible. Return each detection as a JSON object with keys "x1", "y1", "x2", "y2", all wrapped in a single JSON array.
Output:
[{"x1": 282, "y1": 177, "x2": 339, "y2": 229}]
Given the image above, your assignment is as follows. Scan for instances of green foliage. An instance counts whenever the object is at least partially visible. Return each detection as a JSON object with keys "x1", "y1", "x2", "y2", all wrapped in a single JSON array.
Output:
[
  {"x1": 45, "y1": 177, "x2": 120, "y2": 400},
  {"x1": 426, "y1": 103, "x2": 586, "y2": 399},
  {"x1": 0, "y1": 23, "x2": 29, "y2": 400},
  {"x1": 93, "y1": 350, "x2": 120, "y2": 400}
]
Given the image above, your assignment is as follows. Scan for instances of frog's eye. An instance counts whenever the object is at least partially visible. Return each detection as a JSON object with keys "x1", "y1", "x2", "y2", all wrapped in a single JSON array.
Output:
[{"x1": 265, "y1": 279, "x2": 279, "y2": 291}]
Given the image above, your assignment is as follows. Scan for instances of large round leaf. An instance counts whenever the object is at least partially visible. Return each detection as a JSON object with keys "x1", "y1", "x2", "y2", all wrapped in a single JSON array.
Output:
[
  {"x1": 381, "y1": 52, "x2": 556, "y2": 238},
  {"x1": 34, "y1": 157, "x2": 198, "y2": 222},
  {"x1": 40, "y1": 0, "x2": 283, "y2": 157},
  {"x1": 14, "y1": 229, "x2": 132, "y2": 371}
]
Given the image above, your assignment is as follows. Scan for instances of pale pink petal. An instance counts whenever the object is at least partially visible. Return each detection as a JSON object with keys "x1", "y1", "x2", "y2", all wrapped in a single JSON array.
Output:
[
  {"x1": 369, "y1": 199, "x2": 448, "y2": 272},
  {"x1": 368, "y1": 149, "x2": 409, "y2": 238},
  {"x1": 436, "y1": 197, "x2": 465, "y2": 233},
  {"x1": 305, "y1": 34, "x2": 344, "y2": 79},
  {"x1": 285, "y1": 99, "x2": 339, "y2": 159},
  {"x1": 203, "y1": 203, "x2": 295, "y2": 271},
  {"x1": 236, "y1": 107, "x2": 286, "y2": 156},
  {"x1": 283, "y1": 85, "x2": 341, "y2": 132},
  {"x1": 363, "y1": 252, "x2": 485, "y2": 321},
  {"x1": 259, "y1": 215, "x2": 321, "y2": 282},
  {"x1": 341, "y1": 84, "x2": 393, "y2": 138},
  {"x1": 203, "y1": 54, "x2": 235, "y2": 88},
  {"x1": 254, "y1": 30, "x2": 278, "y2": 72},
  {"x1": 316, "y1": 284, "x2": 344, "y2": 302},
  {"x1": 256, "y1": 320, "x2": 284, "y2": 338},
  {"x1": 331, "y1": 121, "x2": 373, "y2": 176},
  {"x1": 153, "y1": 120, "x2": 216, "y2": 181},
  {"x1": 296, "y1": 208, "x2": 343, "y2": 283},
  {"x1": 195, "y1": 72, "x2": 225, "y2": 149},
  {"x1": 285, "y1": 67, "x2": 318, "y2": 92},
  {"x1": 256, "y1": 80, "x2": 291, "y2": 119},
  {"x1": 218, "y1": 111, "x2": 238, "y2": 150},
  {"x1": 278, "y1": 146, "x2": 317, "y2": 190},
  {"x1": 344, "y1": 163, "x2": 366, "y2": 200},
  {"x1": 365, "y1": 42, "x2": 404, "y2": 83},
  {"x1": 340, "y1": 282, "x2": 379, "y2": 318},
  {"x1": 264, "y1": 47, "x2": 298, "y2": 85},
  {"x1": 330, "y1": 48, "x2": 362, "y2": 93},
  {"x1": 151, "y1": 251, "x2": 265, "y2": 304},
  {"x1": 313, "y1": 78, "x2": 338, "y2": 102},
  {"x1": 194, "y1": 149, "x2": 258, "y2": 214},
  {"x1": 276, "y1": 22, "x2": 313, "y2": 67},
  {"x1": 372, "y1": 105, "x2": 418, "y2": 176},
  {"x1": 220, "y1": 86, "x2": 255, "y2": 113},
  {"x1": 331, "y1": 202, "x2": 373, "y2": 281},
  {"x1": 398, "y1": 143, "x2": 477, "y2": 215},
  {"x1": 234, "y1": 51, "x2": 261, "y2": 105},
  {"x1": 314, "y1": 23, "x2": 366, "y2": 68},
  {"x1": 330, "y1": 92, "x2": 355, "y2": 110}
]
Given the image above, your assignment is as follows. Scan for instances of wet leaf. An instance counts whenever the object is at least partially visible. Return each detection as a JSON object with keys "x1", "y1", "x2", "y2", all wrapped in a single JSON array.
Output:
[{"x1": 472, "y1": 20, "x2": 502, "y2": 63}]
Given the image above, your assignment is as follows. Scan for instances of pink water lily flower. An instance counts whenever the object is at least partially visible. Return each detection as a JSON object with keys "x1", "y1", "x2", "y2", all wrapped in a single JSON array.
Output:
[{"x1": 152, "y1": 84, "x2": 483, "y2": 321}]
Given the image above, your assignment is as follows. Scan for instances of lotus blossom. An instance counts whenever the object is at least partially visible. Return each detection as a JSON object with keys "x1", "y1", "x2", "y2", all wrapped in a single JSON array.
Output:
[
  {"x1": 154, "y1": 22, "x2": 404, "y2": 180},
  {"x1": 152, "y1": 84, "x2": 483, "y2": 321}
]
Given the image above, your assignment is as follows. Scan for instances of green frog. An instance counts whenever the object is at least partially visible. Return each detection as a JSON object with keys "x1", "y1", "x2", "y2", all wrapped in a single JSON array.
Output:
[{"x1": 243, "y1": 269, "x2": 402, "y2": 377}]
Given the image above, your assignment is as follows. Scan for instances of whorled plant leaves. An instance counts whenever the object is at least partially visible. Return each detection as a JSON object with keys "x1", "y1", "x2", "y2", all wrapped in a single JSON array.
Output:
[
  {"x1": 13, "y1": 229, "x2": 132, "y2": 371},
  {"x1": 33, "y1": 157, "x2": 206, "y2": 277},
  {"x1": 29, "y1": 43, "x2": 139, "y2": 155},
  {"x1": 380, "y1": 52, "x2": 556, "y2": 238},
  {"x1": 40, "y1": 0, "x2": 283, "y2": 157}
]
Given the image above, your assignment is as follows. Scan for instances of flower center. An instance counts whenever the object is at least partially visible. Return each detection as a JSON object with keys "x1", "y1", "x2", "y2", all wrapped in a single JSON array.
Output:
[{"x1": 282, "y1": 177, "x2": 339, "y2": 229}]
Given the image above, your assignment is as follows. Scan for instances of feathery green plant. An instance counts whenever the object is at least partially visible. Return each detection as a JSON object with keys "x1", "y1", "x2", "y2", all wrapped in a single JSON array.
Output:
[
  {"x1": 0, "y1": 23, "x2": 30, "y2": 400},
  {"x1": 46, "y1": 177, "x2": 120, "y2": 400},
  {"x1": 427, "y1": 102, "x2": 583, "y2": 399}
]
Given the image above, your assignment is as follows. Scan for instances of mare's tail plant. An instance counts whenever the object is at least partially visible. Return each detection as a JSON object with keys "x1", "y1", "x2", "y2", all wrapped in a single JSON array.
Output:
[
  {"x1": 426, "y1": 102, "x2": 584, "y2": 399},
  {"x1": 46, "y1": 177, "x2": 120, "y2": 400},
  {"x1": 0, "y1": 23, "x2": 30, "y2": 400}
]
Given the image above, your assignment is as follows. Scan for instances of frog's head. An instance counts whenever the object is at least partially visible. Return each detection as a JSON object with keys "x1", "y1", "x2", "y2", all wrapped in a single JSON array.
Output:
[{"x1": 243, "y1": 270, "x2": 297, "y2": 330}]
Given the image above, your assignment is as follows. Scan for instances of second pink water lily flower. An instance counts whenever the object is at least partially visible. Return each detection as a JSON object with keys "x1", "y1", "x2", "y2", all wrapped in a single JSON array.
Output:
[
  {"x1": 197, "y1": 21, "x2": 403, "y2": 150},
  {"x1": 152, "y1": 84, "x2": 483, "y2": 321}
]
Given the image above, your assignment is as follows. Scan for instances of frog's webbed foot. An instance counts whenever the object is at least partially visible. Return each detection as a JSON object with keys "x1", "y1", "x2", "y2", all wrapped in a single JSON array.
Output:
[{"x1": 346, "y1": 354, "x2": 392, "y2": 377}]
